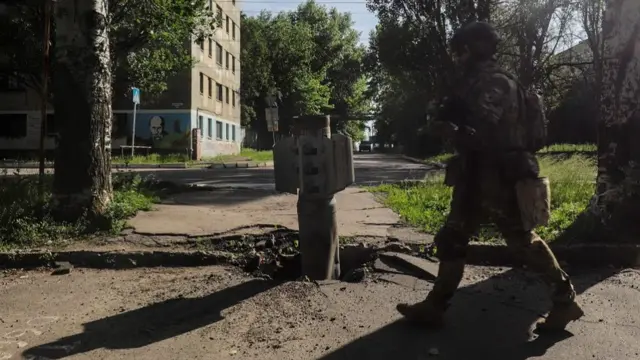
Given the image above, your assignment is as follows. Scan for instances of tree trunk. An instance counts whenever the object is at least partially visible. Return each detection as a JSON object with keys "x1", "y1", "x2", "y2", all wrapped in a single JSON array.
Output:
[
  {"x1": 52, "y1": 0, "x2": 113, "y2": 221},
  {"x1": 590, "y1": 0, "x2": 640, "y2": 240}
]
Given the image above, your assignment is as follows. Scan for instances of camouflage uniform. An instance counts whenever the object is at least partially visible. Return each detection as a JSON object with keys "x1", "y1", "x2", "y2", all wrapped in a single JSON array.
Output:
[{"x1": 397, "y1": 23, "x2": 584, "y2": 332}]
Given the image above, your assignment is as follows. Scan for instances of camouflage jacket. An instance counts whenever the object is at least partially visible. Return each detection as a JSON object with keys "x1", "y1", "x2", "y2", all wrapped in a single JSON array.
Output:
[{"x1": 437, "y1": 60, "x2": 524, "y2": 152}]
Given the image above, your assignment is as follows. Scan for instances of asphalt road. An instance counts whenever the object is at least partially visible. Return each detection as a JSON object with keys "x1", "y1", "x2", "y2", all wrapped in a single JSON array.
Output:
[{"x1": 126, "y1": 152, "x2": 433, "y2": 189}]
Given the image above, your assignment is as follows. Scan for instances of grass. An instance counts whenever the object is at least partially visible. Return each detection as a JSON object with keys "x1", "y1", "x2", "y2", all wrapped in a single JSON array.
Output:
[
  {"x1": 0, "y1": 171, "x2": 161, "y2": 250},
  {"x1": 421, "y1": 143, "x2": 596, "y2": 166},
  {"x1": 111, "y1": 148, "x2": 273, "y2": 164},
  {"x1": 370, "y1": 153, "x2": 596, "y2": 243},
  {"x1": 539, "y1": 143, "x2": 596, "y2": 153}
]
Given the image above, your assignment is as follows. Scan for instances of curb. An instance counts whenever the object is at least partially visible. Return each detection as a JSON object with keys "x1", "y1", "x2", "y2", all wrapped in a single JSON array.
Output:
[
  {"x1": 0, "y1": 250, "x2": 238, "y2": 270},
  {"x1": 0, "y1": 161, "x2": 273, "y2": 170},
  {"x1": 401, "y1": 155, "x2": 446, "y2": 169},
  {"x1": 208, "y1": 161, "x2": 272, "y2": 169}
]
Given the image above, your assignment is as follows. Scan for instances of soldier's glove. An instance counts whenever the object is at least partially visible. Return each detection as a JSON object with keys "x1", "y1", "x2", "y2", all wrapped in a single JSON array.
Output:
[
  {"x1": 459, "y1": 125, "x2": 476, "y2": 136},
  {"x1": 431, "y1": 121, "x2": 459, "y2": 138}
]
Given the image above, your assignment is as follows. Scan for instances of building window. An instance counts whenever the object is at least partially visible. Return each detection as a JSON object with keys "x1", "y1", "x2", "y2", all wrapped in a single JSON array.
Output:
[
  {"x1": 208, "y1": 77, "x2": 212, "y2": 98},
  {"x1": 231, "y1": 56, "x2": 236, "y2": 73},
  {"x1": 199, "y1": 73, "x2": 204, "y2": 94},
  {"x1": 198, "y1": 116, "x2": 204, "y2": 136},
  {"x1": 232, "y1": 0, "x2": 236, "y2": 6},
  {"x1": 225, "y1": 87, "x2": 230, "y2": 104},
  {"x1": 45, "y1": 114, "x2": 56, "y2": 136},
  {"x1": 208, "y1": 39, "x2": 212, "y2": 57},
  {"x1": 207, "y1": 118, "x2": 213, "y2": 138},
  {"x1": 225, "y1": 52, "x2": 230, "y2": 69},
  {"x1": 232, "y1": 22, "x2": 236, "y2": 39},
  {"x1": 0, "y1": 73, "x2": 23, "y2": 91},
  {"x1": 232, "y1": 91, "x2": 236, "y2": 107},
  {"x1": 231, "y1": 125, "x2": 236, "y2": 141},
  {"x1": 216, "y1": 6, "x2": 222, "y2": 27},
  {"x1": 216, "y1": 83, "x2": 223, "y2": 101},
  {"x1": 113, "y1": 113, "x2": 128, "y2": 137},
  {"x1": 225, "y1": 123, "x2": 229, "y2": 140},
  {"x1": 113, "y1": 113, "x2": 127, "y2": 137},
  {"x1": 225, "y1": 16, "x2": 230, "y2": 33},
  {"x1": 216, "y1": 42, "x2": 223, "y2": 65},
  {"x1": 216, "y1": 121, "x2": 223, "y2": 140},
  {"x1": 0, "y1": 114, "x2": 27, "y2": 138},
  {"x1": 197, "y1": 38, "x2": 204, "y2": 51}
]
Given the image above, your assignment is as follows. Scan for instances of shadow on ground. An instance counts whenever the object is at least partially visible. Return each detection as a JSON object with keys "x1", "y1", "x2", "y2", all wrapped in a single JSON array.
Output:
[
  {"x1": 318, "y1": 266, "x2": 620, "y2": 360},
  {"x1": 23, "y1": 279, "x2": 277, "y2": 359},
  {"x1": 23, "y1": 264, "x2": 620, "y2": 360}
]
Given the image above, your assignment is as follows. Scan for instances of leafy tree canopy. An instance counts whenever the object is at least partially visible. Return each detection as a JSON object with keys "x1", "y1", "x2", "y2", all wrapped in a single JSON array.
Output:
[
  {"x1": 0, "y1": 0, "x2": 216, "y2": 99},
  {"x1": 240, "y1": 0, "x2": 371, "y2": 148}
]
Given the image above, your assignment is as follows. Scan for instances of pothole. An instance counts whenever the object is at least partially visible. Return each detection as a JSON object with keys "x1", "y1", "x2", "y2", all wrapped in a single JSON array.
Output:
[{"x1": 195, "y1": 229, "x2": 398, "y2": 282}]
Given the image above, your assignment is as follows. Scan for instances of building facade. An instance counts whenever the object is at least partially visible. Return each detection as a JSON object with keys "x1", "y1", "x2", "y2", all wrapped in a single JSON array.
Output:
[{"x1": 0, "y1": 0, "x2": 242, "y2": 158}]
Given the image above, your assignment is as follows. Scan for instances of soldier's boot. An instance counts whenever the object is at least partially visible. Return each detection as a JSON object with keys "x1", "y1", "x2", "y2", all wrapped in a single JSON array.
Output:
[
  {"x1": 396, "y1": 260, "x2": 465, "y2": 327},
  {"x1": 536, "y1": 300, "x2": 584, "y2": 332},
  {"x1": 536, "y1": 274, "x2": 584, "y2": 332},
  {"x1": 518, "y1": 236, "x2": 584, "y2": 332}
]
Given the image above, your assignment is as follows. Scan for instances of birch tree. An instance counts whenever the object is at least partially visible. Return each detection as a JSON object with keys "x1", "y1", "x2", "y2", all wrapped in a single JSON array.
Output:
[{"x1": 52, "y1": 0, "x2": 113, "y2": 221}]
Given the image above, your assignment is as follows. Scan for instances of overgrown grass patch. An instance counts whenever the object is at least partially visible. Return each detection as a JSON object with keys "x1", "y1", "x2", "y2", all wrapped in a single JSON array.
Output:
[
  {"x1": 539, "y1": 143, "x2": 596, "y2": 153},
  {"x1": 112, "y1": 153, "x2": 190, "y2": 164},
  {"x1": 370, "y1": 154, "x2": 596, "y2": 243},
  {"x1": 0, "y1": 171, "x2": 160, "y2": 250},
  {"x1": 213, "y1": 148, "x2": 273, "y2": 162},
  {"x1": 111, "y1": 148, "x2": 273, "y2": 164}
]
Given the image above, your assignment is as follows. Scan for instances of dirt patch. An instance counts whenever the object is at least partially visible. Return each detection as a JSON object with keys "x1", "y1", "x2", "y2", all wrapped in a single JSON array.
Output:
[{"x1": 1, "y1": 227, "x2": 419, "y2": 284}]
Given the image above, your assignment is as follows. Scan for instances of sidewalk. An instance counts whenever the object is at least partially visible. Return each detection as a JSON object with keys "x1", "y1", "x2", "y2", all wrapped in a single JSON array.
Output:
[
  {"x1": 127, "y1": 187, "x2": 426, "y2": 241},
  {"x1": 0, "y1": 160, "x2": 273, "y2": 170},
  {"x1": 2, "y1": 265, "x2": 638, "y2": 360}
]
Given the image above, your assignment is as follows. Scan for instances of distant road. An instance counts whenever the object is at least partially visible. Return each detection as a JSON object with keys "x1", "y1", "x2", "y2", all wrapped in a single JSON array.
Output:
[{"x1": 1, "y1": 153, "x2": 434, "y2": 189}]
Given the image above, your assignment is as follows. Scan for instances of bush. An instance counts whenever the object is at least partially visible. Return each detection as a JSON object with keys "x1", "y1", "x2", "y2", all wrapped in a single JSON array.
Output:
[
  {"x1": 0, "y1": 170, "x2": 159, "y2": 249},
  {"x1": 370, "y1": 154, "x2": 596, "y2": 242}
]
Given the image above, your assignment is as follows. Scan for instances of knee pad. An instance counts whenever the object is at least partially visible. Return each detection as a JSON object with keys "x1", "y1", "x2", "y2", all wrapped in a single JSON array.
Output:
[{"x1": 434, "y1": 226, "x2": 469, "y2": 261}]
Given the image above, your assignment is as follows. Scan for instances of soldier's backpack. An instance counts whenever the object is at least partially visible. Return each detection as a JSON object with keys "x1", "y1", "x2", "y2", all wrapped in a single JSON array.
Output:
[{"x1": 496, "y1": 71, "x2": 548, "y2": 152}]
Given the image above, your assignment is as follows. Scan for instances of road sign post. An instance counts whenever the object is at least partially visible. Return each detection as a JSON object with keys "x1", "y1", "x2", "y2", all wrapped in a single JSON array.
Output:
[
  {"x1": 265, "y1": 107, "x2": 279, "y2": 147},
  {"x1": 131, "y1": 87, "x2": 140, "y2": 156}
]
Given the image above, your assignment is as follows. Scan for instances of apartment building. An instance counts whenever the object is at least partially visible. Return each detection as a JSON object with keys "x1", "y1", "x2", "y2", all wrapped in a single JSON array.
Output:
[{"x1": 0, "y1": 1, "x2": 242, "y2": 158}]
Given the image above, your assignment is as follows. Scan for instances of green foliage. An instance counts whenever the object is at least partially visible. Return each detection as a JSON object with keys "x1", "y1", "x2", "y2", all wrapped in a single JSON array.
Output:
[
  {"x1": 0, "y1": 172, "x2": 158, "y2": 249},
  {"x1": 0, "y1": 0, "x2": 215, "y2": 99},
  {"x1": 110, "y1": 148, "x2": 273, "y2": 164},
  {"x1": 240, "y1": 1, "x2": 372, "y2": 147},
  {"x1": 365, "y1": 0, "x2": 590, "y2": 156},
  {"x1": 370, "y1": 154, "x2": 596, "y2": 243}
]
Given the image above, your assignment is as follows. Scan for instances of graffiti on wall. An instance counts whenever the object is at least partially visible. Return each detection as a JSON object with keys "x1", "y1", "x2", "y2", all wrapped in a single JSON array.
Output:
[{"x1": 127, "y1": 113, "x2": 192, "y2": 150}]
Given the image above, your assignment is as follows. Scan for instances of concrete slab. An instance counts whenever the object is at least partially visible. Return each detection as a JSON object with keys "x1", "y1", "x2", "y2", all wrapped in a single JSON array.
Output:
[
  {"x1": 128, "y1": 187, "x2": 402, "y2": 237},
  {"x1": 378, "y1": 252, "x2": 440, "y2": 281}
]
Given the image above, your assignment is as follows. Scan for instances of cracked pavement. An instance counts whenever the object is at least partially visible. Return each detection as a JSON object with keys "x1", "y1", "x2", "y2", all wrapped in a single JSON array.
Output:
[{"x1": 1, "y1": 266, "x2": 638, "y2": 360}]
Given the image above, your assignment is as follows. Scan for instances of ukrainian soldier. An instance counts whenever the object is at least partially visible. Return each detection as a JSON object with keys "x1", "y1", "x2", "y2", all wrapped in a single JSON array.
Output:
[{"x1": 397, "y1": 21, "x2": 584, "y2": 332}]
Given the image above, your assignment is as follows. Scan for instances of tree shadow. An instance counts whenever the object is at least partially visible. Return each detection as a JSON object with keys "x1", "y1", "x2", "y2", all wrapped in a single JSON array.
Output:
[
  {"x1": 319, "y1": 265, "x2": 619, "y2": 360},
  {"x1": 23, "y1": 279, "x2": 277, "y2": 359}
]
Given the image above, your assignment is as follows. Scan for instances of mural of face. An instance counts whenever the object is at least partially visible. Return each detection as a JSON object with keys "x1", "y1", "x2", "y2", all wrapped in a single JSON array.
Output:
[{"x1": 149, "y1": 116, "x2": 165, "y2": 140}]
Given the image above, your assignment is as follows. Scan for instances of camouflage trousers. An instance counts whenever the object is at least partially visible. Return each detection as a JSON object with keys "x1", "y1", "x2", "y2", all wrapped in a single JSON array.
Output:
[{"x1": 431, "y1": 159, "x2": 575, "y2": 308}]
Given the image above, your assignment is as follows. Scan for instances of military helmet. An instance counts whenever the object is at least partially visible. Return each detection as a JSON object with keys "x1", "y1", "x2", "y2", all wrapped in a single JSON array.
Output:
[{"x1": 450, "y1": 21, "x2": 500, "y2": 59}]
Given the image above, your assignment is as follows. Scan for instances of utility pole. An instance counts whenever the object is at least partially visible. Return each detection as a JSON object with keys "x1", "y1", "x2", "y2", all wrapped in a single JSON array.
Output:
[{"x1": 273, "y1": 115, "x2": 354, "y2": 280}]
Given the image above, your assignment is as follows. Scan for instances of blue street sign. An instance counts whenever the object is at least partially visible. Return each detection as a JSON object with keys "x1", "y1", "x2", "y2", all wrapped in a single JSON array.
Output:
[{"x1": 132, "y1": 87, "x2": 140, "y2": 104}]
